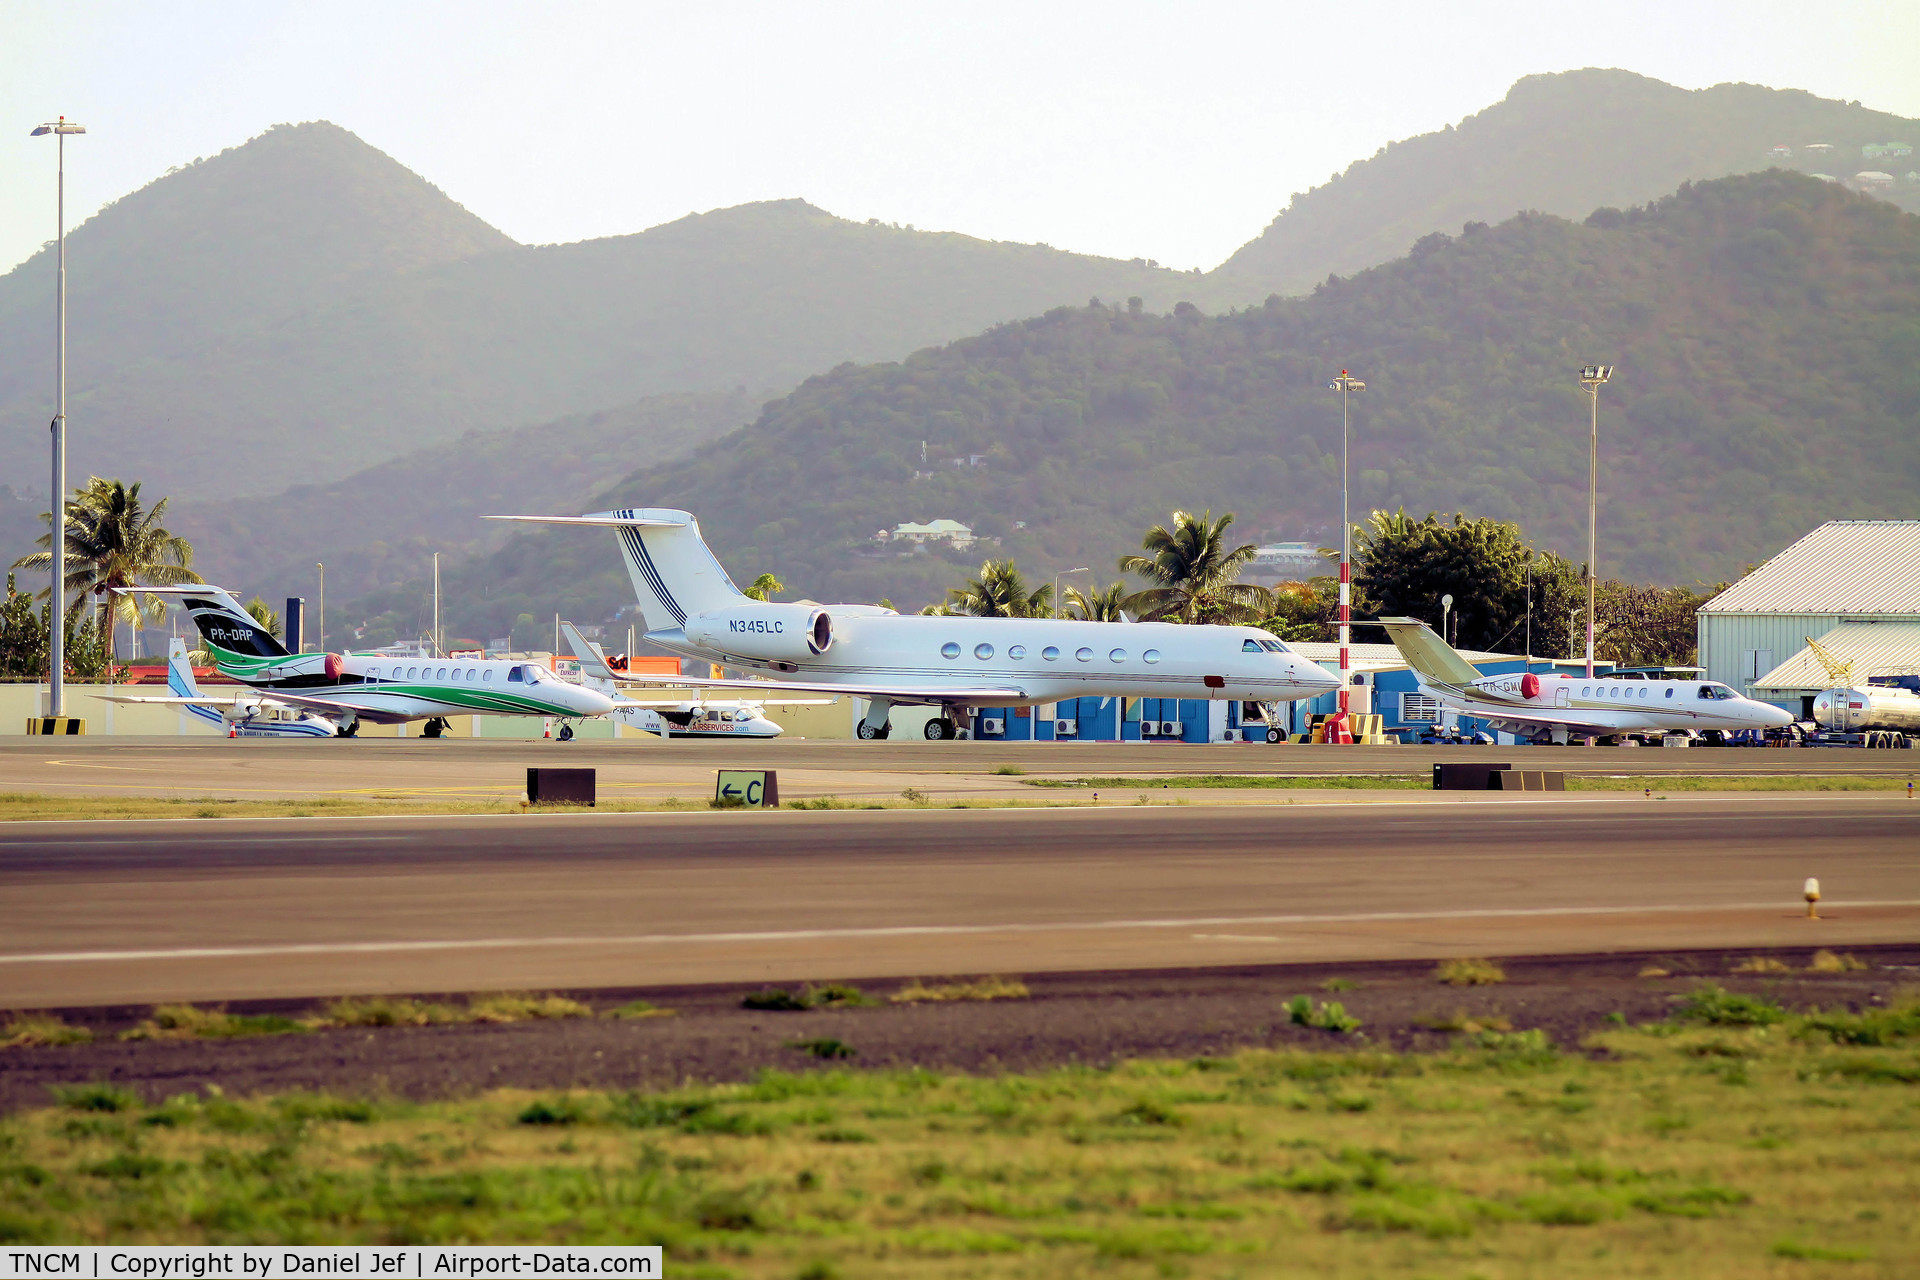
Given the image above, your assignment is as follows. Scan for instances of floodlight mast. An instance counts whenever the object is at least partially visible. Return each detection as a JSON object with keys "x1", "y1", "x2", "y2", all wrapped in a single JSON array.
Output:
[
  {"x1": 30, "y1": 118, "x2": 85, "y2": 718},
  {"x1": 1328, "y1": 371, "x2": 1366, "y2": 722},
  {"x1": 1053, "y1": 568, "x2": 1090, "y2": 620},
  {"x1": 1577, "y1": 364, "x2": 1613, "y2": 680}
]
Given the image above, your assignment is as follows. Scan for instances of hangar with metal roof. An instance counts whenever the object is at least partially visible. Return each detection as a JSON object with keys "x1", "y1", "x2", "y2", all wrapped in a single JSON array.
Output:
[{"x1": 1696, "y1": 520, "x2": 1920, "y2": 715}]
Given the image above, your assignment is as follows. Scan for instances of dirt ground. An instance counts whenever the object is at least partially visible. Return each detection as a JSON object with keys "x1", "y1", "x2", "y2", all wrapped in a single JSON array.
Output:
[{"x1": 5, "y1": 943, "x2": 1916, "y2": 1113}]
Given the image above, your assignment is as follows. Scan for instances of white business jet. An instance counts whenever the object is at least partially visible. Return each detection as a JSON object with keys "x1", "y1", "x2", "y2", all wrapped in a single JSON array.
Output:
[
  {"x1": 489, "y1": 508, "x2": 1340, "y2": 739},
  {"x1": 559, "y1": 621, "x2": 833, "y2": 738},
  {"x1": 1376, "y1": 616, "x2": 1793, "y2": 744}
]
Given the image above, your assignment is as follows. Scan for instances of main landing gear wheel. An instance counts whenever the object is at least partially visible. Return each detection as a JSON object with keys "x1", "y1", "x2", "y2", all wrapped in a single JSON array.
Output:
[
  {"x1": 1265, "y1": 727, "x2": 1283, "y2": 743},
  {"x1": 557, "y1": 723, "x2": 575, "y2": 742},
  {"x1": 858, "y1": 721, "x2": 892, "y2": 740},
  {"x1": 925, "y1": 718, "x2": 956, "y2": 740},
  {"x1": 337, "y1": 721, "x2": 359, "y2": 739},
  {"x1": 422, "y1": 717, "x2": 449, "y2": 739}
]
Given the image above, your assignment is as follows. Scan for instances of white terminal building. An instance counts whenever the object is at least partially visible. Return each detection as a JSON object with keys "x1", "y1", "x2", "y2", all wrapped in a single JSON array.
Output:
[{"x1": 1696, "y1": 520, "x2": 1920, "y2": 719}]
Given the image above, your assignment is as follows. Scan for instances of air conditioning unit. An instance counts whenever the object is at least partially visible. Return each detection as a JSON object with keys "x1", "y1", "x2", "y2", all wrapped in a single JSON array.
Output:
[
  {"x1": 1054, "y1": 719, "x2": 1077, "y2": 736},
  {"x1": 981, "y1": 717, "x2": 1005, "y2": 735},
  {"x1": 1163, "y1": 720, "x2": 1183, "y2": 737},
  {"x1": 1139, "y1": 720, "x2": 1161, "y2": 736}
]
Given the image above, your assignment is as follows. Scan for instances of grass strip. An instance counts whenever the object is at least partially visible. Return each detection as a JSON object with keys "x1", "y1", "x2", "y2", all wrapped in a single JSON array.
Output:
[{"x1": 3, "y1": 1002, "x2": 1915, "y2": 1274}]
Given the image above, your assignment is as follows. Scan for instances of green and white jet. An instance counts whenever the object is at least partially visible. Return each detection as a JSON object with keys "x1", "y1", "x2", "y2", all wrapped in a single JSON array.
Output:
[{"x1": 143, "y1": 587, "x2": 615, "y2": 738}]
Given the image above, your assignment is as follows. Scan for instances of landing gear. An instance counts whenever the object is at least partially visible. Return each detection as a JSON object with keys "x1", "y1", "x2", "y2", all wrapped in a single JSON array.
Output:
[
  {"x1": 557, "y1": 723, "x2": 575, "y2": 742},
  {"x1": 857, "y1": 721, "x2": 892, "y2": 740},
  {"x1": 422, "y1": 717, "x2": 450, "y2": 739},
  {"x1": 924, "y1": 718, "x2": 955, "y2": 740},
  {"x1": 336, "y1": 720, "x2": 359, "y2": 739},
  {"x1": 1265, "y1": 727, "x2": 1283, "y2": 744},
  {"x1": 857, "y1": 697, "x2": 894, "y2": 740}
]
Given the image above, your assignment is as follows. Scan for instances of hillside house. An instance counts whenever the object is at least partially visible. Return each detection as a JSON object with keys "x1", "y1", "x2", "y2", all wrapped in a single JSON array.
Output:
[
  {"x1": 1767, "y1": 144, "x2": 1793, "y2": 160},
  {"x1": 887, "y1": 519, "x2": 975, "y2": 549},
  {"x1": 1854, "y1": 171, "x2": 1895, "y2": 190}
]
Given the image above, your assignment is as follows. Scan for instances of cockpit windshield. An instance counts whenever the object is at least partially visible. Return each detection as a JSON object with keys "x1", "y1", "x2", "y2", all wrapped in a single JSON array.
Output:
[{"x1": 1697, "y1": 683, "x2": 1738, "y2": 700}]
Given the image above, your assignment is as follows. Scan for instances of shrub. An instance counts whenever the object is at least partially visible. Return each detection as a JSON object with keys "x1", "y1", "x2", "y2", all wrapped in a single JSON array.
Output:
[
  {"x1": 467, "y1": 994, "x2": 591, "y2": 1023},
  {"x1": 123, "y1": 1005, "x2": 304, "y2": 1040},
  {"x1": 788, "y1": 1038, "x2": 857, "y2": 1060},
  {"x1": 314, "y1": 996, "x2": 461, "y2": 1027},
  {"x1": 1, "y1": 1014, "x2": 92, "y2": 1047},
  {"x1": 744, "y1": 988, "x2": 812, "y2": 1011},
  {"x1": 1436, "y1": 958, "x2": 1505, "y2": 986},
  {"x1": 891, "y1": 977, "x2": 1029, "y2": 1004},
  {"x1": 1286, "y1": 995, "x2": 1362, "y2": 1034},
  {"x1": 605, "y1": 1000, "x2": 675, "y2": 1019},
  {"x1": 990, "y1": 765, "x2": 1025, "y2": 776},
  {"x1": 1808, "y1": 950, "x2": 1867, "y2": 973},
  {"x1": 517, "y1": 1097, "x2": 587, "y2": 1126},
  {"x1": 1797, "y1": 1001, "x2": 1920, "y2": 1046},
  {"x1": 1731, "y1": 956, "x2": 1791, "y2": 974},
  {"x1": 51, "y1": 1082, "x2": 140, "y2": 1112},
  {"x1": 1418, "y1": 1010, "x2": 1511, "y2": 1033},
  {"x1": 805, "y1": 983, "x2": 873, "y2": 1008},
  {"x1": 1672, "y1": 984, "x2": 1786, "y2": 1027},
  {"x1": 608, "y1": 1095, "x2": 714, "y2": 1129}
]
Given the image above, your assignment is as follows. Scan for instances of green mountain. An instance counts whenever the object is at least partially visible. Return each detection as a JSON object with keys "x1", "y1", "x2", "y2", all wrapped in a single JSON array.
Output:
[
  {"x1": 1207, "y1": 69, "x2": 1920, "y2": 303},
  {"x1": 167, "y1": 390, "x2": 759, "y2": 609},
  {"x1": 381, "y1": 171, "x2": 1919, "y2": 647},
  {"x1": 0, "y1": 123, "x2": 1185, "y2": 499}
]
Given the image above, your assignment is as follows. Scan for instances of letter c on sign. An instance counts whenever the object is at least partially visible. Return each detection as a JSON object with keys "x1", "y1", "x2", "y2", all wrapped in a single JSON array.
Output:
[{"x1": 745, "y1": 779, "x2": 762, "y2": 805}]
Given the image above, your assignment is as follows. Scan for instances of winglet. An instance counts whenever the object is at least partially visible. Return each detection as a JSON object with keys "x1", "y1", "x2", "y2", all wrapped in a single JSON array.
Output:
[{"x1": 1375, "y1": 616, "x2": 1486, "y2": 686}]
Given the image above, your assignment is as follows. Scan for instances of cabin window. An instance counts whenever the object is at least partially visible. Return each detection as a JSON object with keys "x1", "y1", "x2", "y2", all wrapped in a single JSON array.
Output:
[
  {"x1": 508, "y1": 666, "x2": 524, "y2": 682},
  {"x1": 1008, "y1": 645, "x2": 1027, "y2": 660},
  {"x1": 1664, "y1": 688, "x2": 1673, "y2": 698},
  {"x1": 407, "y1": 666, "x2": 419, "y2": 679},
  {"x1": 1639, "y1": 686, "x2": 1647, "y2": 698},
  {"x1": 1243, "y1": 639, "x2": 1261, "y2": 652},
  {"x1": 1580, "y1": 686, "x2": 1589, "y2": 697},
  {"x1": 483, "y1": 669, "x2": 493, "y2": 682},
  {"x1": 974, "y1": 643, "x2": 994, "y2": 660},
  {"x1": 1042, "y1": 646, "x2": 1060, "y2": 661},
  {"x1": 1143, "y1": 649, "x2": 1161, "y2": 664},
  {"x1": 1075, "y1": 647, "x2": 1094, "y2": 662},
  {"x1": 941, "y1": 642, "x2": 961, "y2": 659},
  {"x1": 1109, "y1": 648, "x2": 1127, "y2": 663}
]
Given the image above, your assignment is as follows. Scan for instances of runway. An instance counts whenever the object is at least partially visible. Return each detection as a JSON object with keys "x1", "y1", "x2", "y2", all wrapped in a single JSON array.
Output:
[
  {"x1": 0, "y1": 736, "x2": 1913, "y2": 806},
  {"x1": 3, "y1": 794, "x2": 1913, "y2": 1007}
]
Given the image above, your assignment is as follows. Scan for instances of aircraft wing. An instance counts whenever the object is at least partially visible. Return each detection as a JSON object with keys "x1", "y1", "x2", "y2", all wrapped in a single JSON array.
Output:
[
  {"x1": 94, "y1": 694, "x2": 251, "y2": 707},
  {"x1": 1422, "y1": 685, "x2": 1622, "y2": 733},
  {"x1": 611, "y1": 674, "x2": 1031, "y2": 705}
]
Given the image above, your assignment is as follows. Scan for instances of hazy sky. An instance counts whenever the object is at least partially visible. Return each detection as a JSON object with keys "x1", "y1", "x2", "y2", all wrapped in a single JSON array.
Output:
[{"x1": 2, "y1": 0, "x2": 1915, "y2": 276}]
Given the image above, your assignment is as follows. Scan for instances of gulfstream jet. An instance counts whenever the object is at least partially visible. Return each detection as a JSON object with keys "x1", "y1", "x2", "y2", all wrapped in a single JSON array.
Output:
[
  {"x1": 131, "y1": 587, "x2": 615, "y2": 737},
  {"x1": 489, "y1": 508, "x2": 1339, "y2": 739},
  {"x1": 1376, "y1": 616, "x2": 1792, "y2": 744}
]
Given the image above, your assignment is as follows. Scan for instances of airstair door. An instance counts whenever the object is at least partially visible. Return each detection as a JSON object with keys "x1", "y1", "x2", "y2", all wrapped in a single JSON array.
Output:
[{"x1": 1554, "y1": 687, "x2": 1571, "y2": 708}]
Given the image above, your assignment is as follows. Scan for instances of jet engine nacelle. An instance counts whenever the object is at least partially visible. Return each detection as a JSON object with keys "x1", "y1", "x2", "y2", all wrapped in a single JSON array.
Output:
[{"x1": 684, "y1": 603, "x2": 834, "y2": 663}]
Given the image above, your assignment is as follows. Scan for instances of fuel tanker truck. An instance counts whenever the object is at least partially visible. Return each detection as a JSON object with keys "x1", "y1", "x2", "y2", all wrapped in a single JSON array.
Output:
[{"x1": 1811, "y1": 677, "x2": 1920, "y2": 748}]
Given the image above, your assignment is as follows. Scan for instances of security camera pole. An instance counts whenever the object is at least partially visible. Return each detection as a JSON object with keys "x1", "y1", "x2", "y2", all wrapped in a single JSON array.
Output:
[
  {"x1": 30, "y1": 117, "x2": 86, "y2": 718},
  {"x1": 1327, "y1": 371, "x2": 1366, "y2": 723},
  {"x1": 1577, "y1": 365, "x2": 1613, "y2": 679}
]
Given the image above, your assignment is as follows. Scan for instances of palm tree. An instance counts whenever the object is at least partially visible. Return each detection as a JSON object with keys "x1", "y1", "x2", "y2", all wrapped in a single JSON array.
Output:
[
  {"x1": 13, "y1": 477, "x2": 201, "y2": 659},
  {"x1": 943, "y1": 559, "x2": 1053, "y2": 617},
  {"x1": 1118, "y1": 509, "x2": 1272, "y2": 624},
  {"x1": 1064, "y1": 581, "x2": 1130, "y2": 622},
  {"x1": 743, "y1": 572, "x2": 784, "y2": 602}
]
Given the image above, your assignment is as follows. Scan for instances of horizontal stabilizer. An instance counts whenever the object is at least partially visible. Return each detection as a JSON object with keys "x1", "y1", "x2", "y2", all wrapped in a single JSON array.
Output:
[{"x1": 1376, "y1": 616, "x2": 1486, "y2": 687}]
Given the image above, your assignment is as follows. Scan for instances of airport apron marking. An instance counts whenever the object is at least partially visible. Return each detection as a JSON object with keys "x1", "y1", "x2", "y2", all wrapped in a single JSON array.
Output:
[{"x1": 5, "y1": 900, "x2": 1917, "y2": 964}]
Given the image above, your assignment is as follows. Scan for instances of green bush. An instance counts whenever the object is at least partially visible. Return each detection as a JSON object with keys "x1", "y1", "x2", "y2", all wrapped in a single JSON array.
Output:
[{"x1": 1671, "y1": 985, "x2": 1786, "y2": 1027}]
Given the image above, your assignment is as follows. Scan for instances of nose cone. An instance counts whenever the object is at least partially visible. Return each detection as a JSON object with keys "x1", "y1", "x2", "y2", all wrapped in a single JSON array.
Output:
[
  {"x1": 1303, "y1": 661, "x2": 1341, "y2": 695},
  {"x1": 575, "y1": 685, "x2": 617, "y2": 716},
  {"x1": 1757, "y1": 701, "x2": 1794, "y2": 727}
]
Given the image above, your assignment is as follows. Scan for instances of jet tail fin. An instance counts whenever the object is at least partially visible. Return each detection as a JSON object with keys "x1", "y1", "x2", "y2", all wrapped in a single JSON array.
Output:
[
  {"x1": 1376, "y1": 616, "x2": 1486, "y2": 687},
  {"x1": 561, "y1": 621, "x2": 620, "y2": 691},
  {"x1": 487, "y1": 509, "x2": 743, "y2": 633},
  {"x1": 166, "y1": 637, "x2": 201, "y2": 698}
]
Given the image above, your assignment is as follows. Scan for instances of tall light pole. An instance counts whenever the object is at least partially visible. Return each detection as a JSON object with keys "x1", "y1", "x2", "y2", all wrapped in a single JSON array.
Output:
[
  {"x1": 1327, "y1": 371, "x2": 1366, "y2": 721},
  {"x1": 316, "y1": 563, "x2": 326, "y2": 653},
  {"x1": 431, "y1": 552, "x2": 442, "y2": 657},
  {"x1": 30, "y1": 117, "x2": 85, "y2": 717},
  {"x1": 1577, "y1": 365, "x2": 1613, "y2": 679},
  {"x1": 1054, "y1": 567, "x2": 1089, "y2": 619}
]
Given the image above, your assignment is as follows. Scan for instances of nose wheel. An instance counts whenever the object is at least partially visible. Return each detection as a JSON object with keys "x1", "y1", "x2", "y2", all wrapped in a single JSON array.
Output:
[{"x1": 557, "y1": 723, "x2": 575, "y2": 742}]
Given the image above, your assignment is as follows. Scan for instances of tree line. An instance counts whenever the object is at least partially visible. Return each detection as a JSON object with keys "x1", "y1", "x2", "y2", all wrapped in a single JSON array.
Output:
[{"x1": 922, "y1": 506, "x2": 1722, "y2": 667}]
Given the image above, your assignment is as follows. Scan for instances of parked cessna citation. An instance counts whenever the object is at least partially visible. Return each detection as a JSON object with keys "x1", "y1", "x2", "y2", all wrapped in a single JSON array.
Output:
[
  {"x1": 1378, "y1": 617, "x2": 1793, "y2": 744},
  {"x1": 490, "y1": 509, "x2": 1340, "y2": 738},
  {"x1": 101, "y1": 638, "x2": 339, "y2": 737},
  {"x1": 136, "y1": 587, "x2": 615, "y2": 737},
  {"x1": 561, "y1": 621, "x2": 831, "y2": 738}
]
